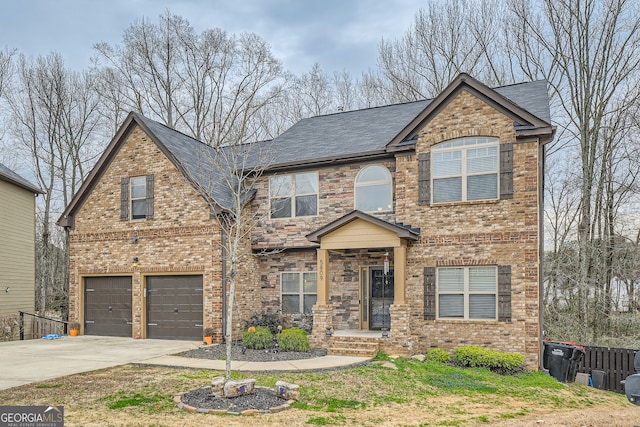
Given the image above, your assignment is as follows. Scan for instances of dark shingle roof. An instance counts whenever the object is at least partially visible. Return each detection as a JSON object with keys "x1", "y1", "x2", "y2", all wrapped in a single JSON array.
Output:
[
  {"x1": 268, "y1": 100, "x2": 430, "y2": 166},
  {"x1": 265, "y1": 79, "x2": 550, "y2": 168},
  {"x1": 133, "y1": 113, "x2": 236, "y2": 210},
  {"x1": 126, "y1": 78, "x2": 552, "y2": 212},
  {"x1": 0, "y1": 162, "x2": 43, "y2": 194},
  {"x1": 494, "y1": 80, "x2": 551, "y2": 123}
]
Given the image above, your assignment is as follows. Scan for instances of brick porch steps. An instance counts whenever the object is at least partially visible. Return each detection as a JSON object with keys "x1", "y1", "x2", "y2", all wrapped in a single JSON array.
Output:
[{"x1": 327, "y1": 336, "x2": 380, "y2": 358}]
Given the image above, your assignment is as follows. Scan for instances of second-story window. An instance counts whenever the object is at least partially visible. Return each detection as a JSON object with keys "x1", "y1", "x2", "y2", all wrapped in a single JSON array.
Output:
[
  {"x1": 431, "y1": 137, "x2": 499, "y2": 203},
  {"x1": 355, "y1": 165, "x2": 392, "y2": 212},
  {"x1": 130, "y1": 176, "x2": 148, "y2": 220},
  {"x1": 121, "y1": 175, "x2": 154, "y2": 221},
  {"x1": 270, "y1": 172, "x2": 318, "y2": 219}
]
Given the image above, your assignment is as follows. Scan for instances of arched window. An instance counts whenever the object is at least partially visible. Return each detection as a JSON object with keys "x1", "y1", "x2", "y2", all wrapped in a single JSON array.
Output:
[{"x1": 355, "y1": 165, "x2": 392, "y2": 212}]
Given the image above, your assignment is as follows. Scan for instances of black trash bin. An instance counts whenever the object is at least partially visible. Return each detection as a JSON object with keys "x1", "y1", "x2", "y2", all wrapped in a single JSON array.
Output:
[
  {"x1": 543, "y1": 342, "x2": 574, "y2": 382},
  {"x1": 567, "y1": 346, "x2": 584, "y2": 382}
]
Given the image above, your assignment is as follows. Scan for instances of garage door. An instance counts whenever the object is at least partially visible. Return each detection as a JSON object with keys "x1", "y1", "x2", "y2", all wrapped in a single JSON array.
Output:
[
  {"x1": 146, "y1": 275, "x2": 203, "y2": 340},
  {"x1": 84, "y1": 277, "x2": 132, "y2": 337}
]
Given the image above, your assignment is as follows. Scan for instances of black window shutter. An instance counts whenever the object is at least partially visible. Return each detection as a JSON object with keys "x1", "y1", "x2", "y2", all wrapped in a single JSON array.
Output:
[
  {"x1": 418, "y1": 153, "x2": 431, "y2": 205},
  {"x1": 120, "y1": 177, "x2": 129, "y2": 221},
  {"x1": 500, "y1": 143, "x2": 513, "y2": 200},
  {"x1": 146, "y1": 174, "x2": 154, "y2": 219},
  {"x1": 498, "y1": 265, "x2": 512, "y2": 322},
  {"x1": 424, "y1": 267, "x2": 436, "y2": 320}
]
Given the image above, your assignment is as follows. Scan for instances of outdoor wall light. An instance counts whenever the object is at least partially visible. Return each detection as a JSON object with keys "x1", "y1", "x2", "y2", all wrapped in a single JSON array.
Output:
[
  {"x1": 131, "y1": 236, "x2": 138, "y2": 243},
  {"x1": 133, "y1": 257, "x2": 139, "y2": 267},
  {"x1": 4, "y1": 287, "x2": 9, "y2": 293}
]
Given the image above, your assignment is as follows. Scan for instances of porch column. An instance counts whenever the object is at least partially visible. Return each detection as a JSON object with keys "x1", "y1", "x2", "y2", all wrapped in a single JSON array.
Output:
[
  {"x1": 317, "y1": 248, "x2": 330, "y2": 305},
  {"x1": 393, "y1": 243, "x2": 407, "y2": 305}
]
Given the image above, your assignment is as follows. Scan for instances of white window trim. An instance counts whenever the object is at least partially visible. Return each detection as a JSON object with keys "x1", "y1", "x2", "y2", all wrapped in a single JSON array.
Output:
[
  {"x1": 431, "y1": 137, "x2": 499, "y2": 203},
  {"x1": 280, "y1": 271, "x2": 318, "y2": 314},
  {"x1": 354, "y1": 165, "x2": 393, "y2": 213},
  {"x1": 269, "y1": 172, "x2": 319, "y2": 219},
  {"x1": 436, "y1": 266, "x2": 498, "y2": 320}
]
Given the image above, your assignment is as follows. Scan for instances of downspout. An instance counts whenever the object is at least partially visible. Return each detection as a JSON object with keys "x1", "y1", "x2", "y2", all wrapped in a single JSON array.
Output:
[{"x1": 538, "y1": 140, "x2": 546, "y2": 371}]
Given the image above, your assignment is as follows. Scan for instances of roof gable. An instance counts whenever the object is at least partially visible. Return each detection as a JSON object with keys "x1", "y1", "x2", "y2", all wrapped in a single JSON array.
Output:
[
  {"x1": 387, "y1": 74, "x2": 554, "y2": 148},
  {"x1": 307, "y1": 210, "x2": 420, "y2": 248},
  {"x1": 57, "y1": 112, "x2": 230, "y2": 228}
]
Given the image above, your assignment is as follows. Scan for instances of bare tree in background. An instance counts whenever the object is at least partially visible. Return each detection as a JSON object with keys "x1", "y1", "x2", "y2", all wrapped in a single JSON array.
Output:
[
  {"x1": 93, "y1": 11, "x2": 284, "y2": 146},
  {"x1": 374, "y1": 0, "x2": 512, "y2": 102},
  {"x1": 512, "y1": 0, "x2": 640, "y2": 343},
  {"x1": 4, "y1": 53, "x2": 102, "y2": 316}
]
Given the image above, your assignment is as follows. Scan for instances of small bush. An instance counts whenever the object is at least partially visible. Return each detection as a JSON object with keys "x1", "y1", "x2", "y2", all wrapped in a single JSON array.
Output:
[
  {"x1": 453, "y1": 346, "x2": 524, "y2": 373},
  {"x1": 426, "y1": 348, "x2": 451, "y2": 364},
  {"x1": 278, "y1": 328, "x2": 310, "y2": 352},
  {"x1": 242, "y1": 326, "x2": 273, "y2": 349},
  {"x1": 243, "y1": 312, "x2": 288, "y2": 336}
]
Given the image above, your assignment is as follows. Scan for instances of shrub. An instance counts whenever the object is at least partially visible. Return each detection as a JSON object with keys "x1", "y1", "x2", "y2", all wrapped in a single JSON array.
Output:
[
  {"x1": 243, "y1": 312, "x2": 288, "y2": 335},
  {"x1": 453, "y1": 346, "x2": 524, "y2": 373},
  {"x1": 277, "y1": 328, "x2": 310, "y2": 352},
  {"x1": 426, "y1": 348, "x2": 451, "y2": 364},
  {"x1": 242, "y1": 326, "x2": 273, "y2": 349}
]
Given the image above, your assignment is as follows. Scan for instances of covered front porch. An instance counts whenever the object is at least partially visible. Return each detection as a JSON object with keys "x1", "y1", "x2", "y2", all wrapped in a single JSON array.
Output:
[{"x1": 306, "y1": 210, "x2": 419, "y2": 355}]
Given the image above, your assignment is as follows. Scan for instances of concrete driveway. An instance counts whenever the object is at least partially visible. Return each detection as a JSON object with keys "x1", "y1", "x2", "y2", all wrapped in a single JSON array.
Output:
[{"x1": 0, "y1": 336, "x2": 201, "y2": 390}]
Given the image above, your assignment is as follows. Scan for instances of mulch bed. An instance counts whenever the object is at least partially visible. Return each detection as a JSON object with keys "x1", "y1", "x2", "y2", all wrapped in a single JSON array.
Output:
[
  {"x1": 174, "y1": 344, "x2": 324, "y2": 414},
  {"x1": 177, "y1": 386, "x2": 292, "y2": 415},
  {"x1": 177, "y1": 343, "x2": 327, "y2": 362}
]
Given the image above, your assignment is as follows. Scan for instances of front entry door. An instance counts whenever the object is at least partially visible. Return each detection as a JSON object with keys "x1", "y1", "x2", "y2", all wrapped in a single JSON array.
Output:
[{"x1": 370, "y1": 268, "x2": 394, "y2": 330}]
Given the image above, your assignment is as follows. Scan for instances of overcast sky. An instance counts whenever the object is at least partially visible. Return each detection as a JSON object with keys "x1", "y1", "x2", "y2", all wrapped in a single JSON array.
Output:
[{"x1": 0, "y1": 0, "x2": 422, "y2": 76}]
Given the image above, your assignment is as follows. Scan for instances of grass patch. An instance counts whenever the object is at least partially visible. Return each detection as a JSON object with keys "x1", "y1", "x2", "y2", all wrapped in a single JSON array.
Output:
[
  {"x1": 306, "y1": 415, "x2": 347, "y2": 425},
  {"x1": 101, "y1": 390, "x2": 171, "y2": 413},
  {"x1": 0, "y1": 359, "x2": 632, "y2": 426}
]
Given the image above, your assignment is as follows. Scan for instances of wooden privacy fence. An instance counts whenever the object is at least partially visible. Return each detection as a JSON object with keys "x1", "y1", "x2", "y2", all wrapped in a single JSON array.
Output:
[
  {"x1": 19, "y1": 312, "x2": 68, "y2": 340},
  {"x1": 577, "y1": 346, "x2": 637, "y2": 394}
]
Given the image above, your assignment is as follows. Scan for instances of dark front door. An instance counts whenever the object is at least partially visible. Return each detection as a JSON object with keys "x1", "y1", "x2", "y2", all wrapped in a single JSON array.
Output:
[
  {"x1": 146, "y1": 275, "x2": 203, "y2": 340},
  {"x1": 370, "y1": 268, "x2": 394, "y2": 330},
  {"x1": 84, "y1": 276, "x2": 132, "y2": 337}
]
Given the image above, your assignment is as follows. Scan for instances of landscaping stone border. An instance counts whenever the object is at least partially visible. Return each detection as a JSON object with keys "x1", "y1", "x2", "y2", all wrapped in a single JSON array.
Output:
[{"x1": 173, "y1": 386, "x2": 295, "y2": 416}]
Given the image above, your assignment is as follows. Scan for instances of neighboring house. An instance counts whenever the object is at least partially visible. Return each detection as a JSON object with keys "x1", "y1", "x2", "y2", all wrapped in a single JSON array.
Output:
[
  {"x1": 58, "y1": 74, "x2": 554, "y2": 368},
  {"x1": 0, "y1": 163, "x2": 43, "y2": 340}
]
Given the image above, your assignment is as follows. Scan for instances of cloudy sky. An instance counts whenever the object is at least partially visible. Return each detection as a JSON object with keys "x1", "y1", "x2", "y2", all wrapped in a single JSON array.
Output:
[{"x1": 0, "y1": 0, "x2": 422, "y2": 75}]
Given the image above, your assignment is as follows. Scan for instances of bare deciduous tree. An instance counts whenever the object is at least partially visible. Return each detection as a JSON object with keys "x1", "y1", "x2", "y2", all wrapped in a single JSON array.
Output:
[
  {"x1": 5, "y1": 52, "x2": 102, "y2": 316},
  {"x1": 93, "y1": 11, "x2": 284, "y2": 147}
]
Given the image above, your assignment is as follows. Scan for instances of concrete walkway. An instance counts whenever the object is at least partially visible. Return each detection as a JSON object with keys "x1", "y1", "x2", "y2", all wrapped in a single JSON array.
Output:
[{"x1": 0, "y1": 336, "x2": 369, "y2": 390}]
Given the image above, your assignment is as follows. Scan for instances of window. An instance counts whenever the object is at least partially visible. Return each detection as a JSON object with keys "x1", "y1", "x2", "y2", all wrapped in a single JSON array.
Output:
[
  {"x1": 437, "y1": 266, "x2": 497, "y2": 320},
  {"x1": 281, "y1": 272, "x2": 317, "y2": 314},
  {"x1": 130, "y1": 176, "x2": 148, "y2": 220},
  {"x1": 355, "y1": 165, "x2": 392, "y2": 212},
  {"x1": 270, "y1": 173, "x2": 318, "y2": 218},
  {"x1": 120, "y1": 175, "x2": 153, "y2": 221},
  {"x1": 431, "y1": 137, "x2": 498, "y2": 203}
]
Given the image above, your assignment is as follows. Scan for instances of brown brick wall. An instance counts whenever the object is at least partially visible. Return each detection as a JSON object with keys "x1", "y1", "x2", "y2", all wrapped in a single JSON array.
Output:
[
  {"x1": 394, "y1": 90, "x2": 541, "y2": 368},
  {"x1": 68, "y1": 126, "x2": 225, "y2": 340},
  {"x1": 251, "y1": 160, "x2": 396, "y2": 249}
]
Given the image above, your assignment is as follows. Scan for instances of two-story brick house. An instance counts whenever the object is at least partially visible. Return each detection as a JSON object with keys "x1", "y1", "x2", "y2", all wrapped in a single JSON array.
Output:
[{"x1": 58, "y1": 74, "x2": 553, "y2": 368}]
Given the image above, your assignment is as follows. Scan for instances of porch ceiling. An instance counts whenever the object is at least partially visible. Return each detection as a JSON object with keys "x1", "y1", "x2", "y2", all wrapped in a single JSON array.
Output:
[{"x1": 306, "y1": 210, "x2": 419, "y2": 250}]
